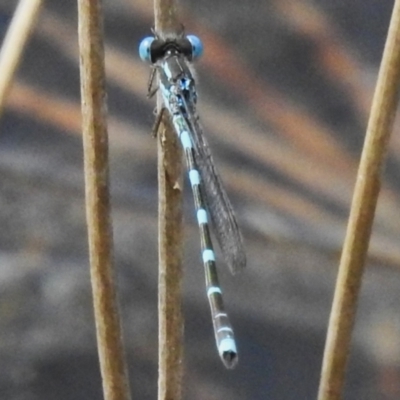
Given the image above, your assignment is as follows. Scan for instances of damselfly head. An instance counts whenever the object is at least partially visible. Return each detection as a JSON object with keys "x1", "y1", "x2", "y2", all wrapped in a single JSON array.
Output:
[
  {"x1": 139, "y1": 34, "x2": 203, "y2": 63},
  {"x1": 138, "y1": 36, "x2": 155, "y2": 63},
  {"x1": 187, "y1": 35, "x2": 203, "y2": 60}
]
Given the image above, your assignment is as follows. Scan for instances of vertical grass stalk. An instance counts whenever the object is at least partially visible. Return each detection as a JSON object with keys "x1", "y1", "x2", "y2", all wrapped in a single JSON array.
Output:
[
  {"x1": 318, "y1": 1, "x2": 400, "y2": 399},
  {"x1": 78, "y1": 2, "x2": 131, "y2": 399},
  {"x1": 154, "y1": 1, "x2": 184, "y2": 400}
]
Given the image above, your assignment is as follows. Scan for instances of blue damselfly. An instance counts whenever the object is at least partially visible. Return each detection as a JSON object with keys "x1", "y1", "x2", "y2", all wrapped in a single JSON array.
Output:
[{"x1": 139, "y1": 32, "x2": 246, "y2": 369}]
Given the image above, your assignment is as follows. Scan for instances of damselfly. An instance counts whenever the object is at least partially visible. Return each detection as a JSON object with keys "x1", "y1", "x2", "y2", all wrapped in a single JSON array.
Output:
[{"x1": 139, "y1": 33, "x2": 246, "y2": 369}]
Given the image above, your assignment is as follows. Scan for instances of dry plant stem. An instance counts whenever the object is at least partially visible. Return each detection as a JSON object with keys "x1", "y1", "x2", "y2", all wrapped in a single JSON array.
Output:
[
  {"x1": 317, "y1": 2, "x2": 400, "y2": 399},
  {"x1": 0, "y1": 0, "x2": 42, "y2": 118},
  {"x1": 77, "y1": 2, "x2": 131, "y2": 400},
  {"x1": 154, "y1": 1, "x2": 184, "y2": 400},
  {"x1": 157, "y1": 115, "x2": 184, "y2": 400},
  {"x1": 154, "y1": 0, "x2": 181, "y2": 38}
]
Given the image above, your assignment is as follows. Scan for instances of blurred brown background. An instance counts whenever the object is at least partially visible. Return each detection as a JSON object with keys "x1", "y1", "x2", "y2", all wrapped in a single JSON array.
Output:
[{"x1": 1, "y1": 1, "x2": 400, "y2": 399}]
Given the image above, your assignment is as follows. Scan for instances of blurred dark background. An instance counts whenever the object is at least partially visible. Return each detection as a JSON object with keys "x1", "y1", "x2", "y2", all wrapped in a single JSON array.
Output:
[{"x1": 1, "y1": 1, "x2": 400, "y2": 399}]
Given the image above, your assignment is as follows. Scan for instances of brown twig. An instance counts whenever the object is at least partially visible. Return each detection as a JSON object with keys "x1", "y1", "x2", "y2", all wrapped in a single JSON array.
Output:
[
  {"x1": 77, "y1": 2, "x2": 131, "y2": 400},
  {"x1": 317, "y1": 1, "x2": 400, "y2": 399},
  {"x1": 154, "y1": 0, "x2": 181, "y2": 38},
  {"x1": 0, "y1": 0, "x2": 42, "y2": 119},
  {"x1": 154, "y1": 1, "x2": 184, "y2": 400}
]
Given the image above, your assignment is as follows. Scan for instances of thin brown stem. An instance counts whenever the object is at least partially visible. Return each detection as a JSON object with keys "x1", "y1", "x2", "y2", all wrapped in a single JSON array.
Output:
[
  {"x1": 317, "y1": 1, "x2": 400, "y2": 399},
  {"x1": 154, "y1": 1, "x2": 184, "y2": 400},
  {"x1": 154, "y1": 0, "x2": 181, "y2": 38},
  {"x1": 0, "y1": 0, "x2": 42, "y2": 119},
  {"x1": 77, "y1": 2, "x2": 131, "y2": 400}
]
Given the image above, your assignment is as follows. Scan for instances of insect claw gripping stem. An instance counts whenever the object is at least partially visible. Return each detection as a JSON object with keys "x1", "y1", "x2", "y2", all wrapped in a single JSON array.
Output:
[{"x1": 152, "y1": 107, "x2": 166, "y2": 138}]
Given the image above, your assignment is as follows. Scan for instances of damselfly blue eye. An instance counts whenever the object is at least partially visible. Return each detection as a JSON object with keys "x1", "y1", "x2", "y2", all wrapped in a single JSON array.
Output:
[
  {"x1": 187, "y1": 35, "x2": 203, "y2": 60},
  {"x1": 139, "y1": 36, "x2": 155, "y2": 62}
]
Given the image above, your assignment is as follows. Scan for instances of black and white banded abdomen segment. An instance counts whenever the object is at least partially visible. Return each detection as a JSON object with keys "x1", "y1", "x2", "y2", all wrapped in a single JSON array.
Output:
[{"x1": 175, "y1": 117, "x2": 238, "y2": 368}]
